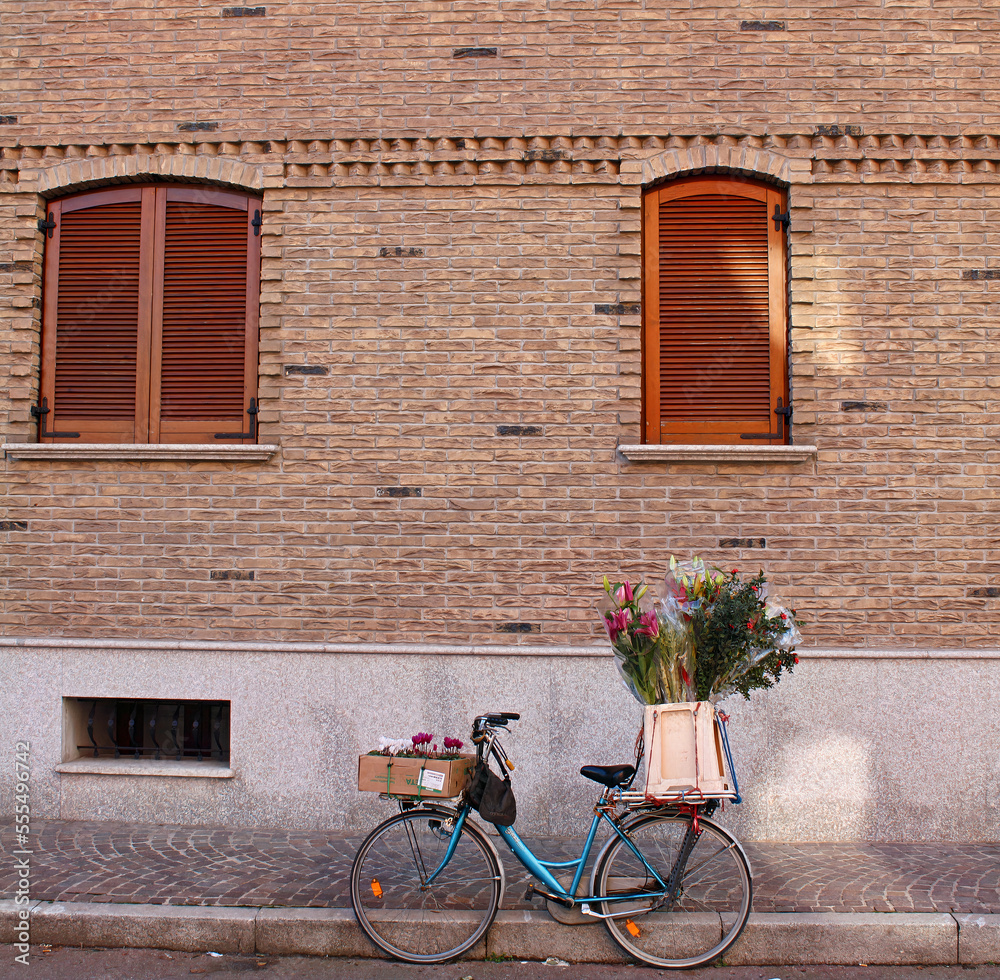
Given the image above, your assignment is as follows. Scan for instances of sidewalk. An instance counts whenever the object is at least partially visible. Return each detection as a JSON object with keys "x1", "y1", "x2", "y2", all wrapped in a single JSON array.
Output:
[{"x1": 2, "y1": 819, "x2": 999, "y2": 964}]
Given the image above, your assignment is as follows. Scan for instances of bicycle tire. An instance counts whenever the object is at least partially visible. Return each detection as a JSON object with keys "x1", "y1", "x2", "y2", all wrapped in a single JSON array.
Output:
[
  {"x1": 350, "y1": 807, "x2": 503, "y2": 963},
  {"x1": 591, "y1": 812, "x2": 752, "y2": 969}
]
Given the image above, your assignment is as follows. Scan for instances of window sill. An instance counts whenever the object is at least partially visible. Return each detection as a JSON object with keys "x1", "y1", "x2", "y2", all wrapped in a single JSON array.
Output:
[
  {"x1": 56, "y1": 759, "x2": 235, "y2": 779},
  {"x1": 3, "y1": 443, "x2": 279, "y2": 462},
  {"x1": 618, "y1": 444, "x2": 818, "y2": 463}
]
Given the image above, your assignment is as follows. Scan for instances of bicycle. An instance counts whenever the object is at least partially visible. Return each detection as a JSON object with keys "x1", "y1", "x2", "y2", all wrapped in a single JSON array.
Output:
[{"x1": 349, "y1": 710, "x2": 752, "y2": 968}]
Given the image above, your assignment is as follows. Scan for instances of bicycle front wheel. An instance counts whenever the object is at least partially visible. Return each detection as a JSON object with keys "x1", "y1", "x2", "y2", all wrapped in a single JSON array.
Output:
[
  {"x1": 592, "y1": 812, "x2": 752, "y2": 968},
  {"x1": 349, "y1": 807, "x2": 503, "y2": 963}
]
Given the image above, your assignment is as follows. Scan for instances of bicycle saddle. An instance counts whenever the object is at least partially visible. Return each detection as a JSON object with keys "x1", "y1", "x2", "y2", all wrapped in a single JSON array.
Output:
[{"x1": 580, "y1": 764, "x2": 636, "y2": 788}]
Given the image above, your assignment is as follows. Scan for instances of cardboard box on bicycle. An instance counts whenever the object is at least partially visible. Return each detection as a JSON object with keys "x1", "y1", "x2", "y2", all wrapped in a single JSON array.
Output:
[
  {"x1": 643, "y1": 701, "x2": 735, "y2": 799},
  {"x1": 357, "y1": 754, "x2": 474, "y2": 798}
]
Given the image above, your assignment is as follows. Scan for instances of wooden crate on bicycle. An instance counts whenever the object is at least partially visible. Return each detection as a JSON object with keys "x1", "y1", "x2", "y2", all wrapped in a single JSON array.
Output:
[
  {"x1": 357, "y1": 754, "x2": 473, "y2": 799},
  {"x1": 643, "y1": 701, "x2": 736, "y2": 801}
]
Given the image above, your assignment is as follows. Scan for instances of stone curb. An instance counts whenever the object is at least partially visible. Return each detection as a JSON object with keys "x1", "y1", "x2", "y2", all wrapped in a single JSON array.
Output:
[
  {"x1": 27, "y1": 902, "x2": 257, "y2": 955},
  {"x1": 0, "y1": 899, "x2": 40, "y2": 945},
  {"x1": 4, "y1": 902, "x2": 1000, "y2": 965},
  {"x1": 956, "y1": 914, "x2": 1000, "y2": 965},
  {"x1": 725, "y1": 911, "x2": 960, "y2": 966}
]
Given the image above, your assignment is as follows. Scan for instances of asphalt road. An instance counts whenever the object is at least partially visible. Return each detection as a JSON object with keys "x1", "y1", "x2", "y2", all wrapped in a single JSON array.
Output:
[{"x1": 2, "y1": 948, "x2": 999, "y2": 980}]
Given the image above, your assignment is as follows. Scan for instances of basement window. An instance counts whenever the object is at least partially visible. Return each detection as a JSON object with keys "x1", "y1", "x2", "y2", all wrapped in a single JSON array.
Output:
[{"x1": 58, "y1": 698, "x2": 233, "y2": 778}]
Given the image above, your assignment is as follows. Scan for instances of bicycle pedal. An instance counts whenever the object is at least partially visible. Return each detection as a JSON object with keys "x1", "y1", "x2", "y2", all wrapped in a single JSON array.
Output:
[{"x1": 523, "y1": 884, "x2": 538, "y2": 903}]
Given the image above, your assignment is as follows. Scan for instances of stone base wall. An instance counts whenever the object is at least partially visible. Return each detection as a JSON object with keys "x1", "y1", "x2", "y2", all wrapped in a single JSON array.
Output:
[{"x1": 2, "y1": 639, "x2": 997, "y2": 842}]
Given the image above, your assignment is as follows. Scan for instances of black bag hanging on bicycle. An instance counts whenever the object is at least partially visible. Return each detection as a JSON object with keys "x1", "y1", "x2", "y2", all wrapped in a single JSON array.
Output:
[{"x1": 468, "y1": 761, "x2": 517, "y2": 826}]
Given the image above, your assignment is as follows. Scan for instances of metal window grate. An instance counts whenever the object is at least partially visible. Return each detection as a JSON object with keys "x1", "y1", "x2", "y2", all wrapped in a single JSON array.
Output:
[{"x1": 67, "y1": 698, "x2": 230, "y2": 763}]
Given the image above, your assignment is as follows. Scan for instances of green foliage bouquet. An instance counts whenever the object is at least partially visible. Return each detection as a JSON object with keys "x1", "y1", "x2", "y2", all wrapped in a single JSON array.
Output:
[{"x1": 600, "y1": 557, "x2": 802, "y2": 705}]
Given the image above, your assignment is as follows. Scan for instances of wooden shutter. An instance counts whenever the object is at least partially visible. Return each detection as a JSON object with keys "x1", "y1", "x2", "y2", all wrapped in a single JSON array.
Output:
[
  {"x1": 149, "y1": 187, "x2": 260, "y2": 443},
  {"x1": 40, "y1": 184, "x2": 260, "y2": 444},
  {"x1": 642, "y1": 177, "x2": 788, "y2": 445},
  {"x1": 40, "y1": 187, "x2": 153, "y2": 442}
]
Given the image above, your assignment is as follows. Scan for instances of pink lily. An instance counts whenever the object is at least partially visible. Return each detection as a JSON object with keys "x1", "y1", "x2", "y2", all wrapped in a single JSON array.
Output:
[
  {"x1": 614, "y1": 581, "x2": 635, "y2": 605},
  {"x1": 606, "y1": 607, "x2": 630, "y2": 642},
  {"x1": 603, "y1": 616, "x2": 616, "y2": 641},
  {"x1": 634, "y1": 609, "x2": 660, "y2": 638}
]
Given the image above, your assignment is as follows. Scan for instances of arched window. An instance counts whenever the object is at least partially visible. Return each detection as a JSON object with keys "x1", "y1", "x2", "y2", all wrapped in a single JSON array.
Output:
[
  {"x1": 642, "y1": 175, "x2": 789, "y2": 445},
  {"x1": 38, "y1": 184, "x2": 261, "y2": 444}
]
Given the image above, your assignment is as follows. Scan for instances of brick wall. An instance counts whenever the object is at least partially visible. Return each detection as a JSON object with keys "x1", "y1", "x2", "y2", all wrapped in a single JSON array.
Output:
[
  {"x1": 2, "y1": 3, "x2": 1000, "y2": 649},
  {"x1": 2, "y1": 1, "x2": 999, "y2": 138}
]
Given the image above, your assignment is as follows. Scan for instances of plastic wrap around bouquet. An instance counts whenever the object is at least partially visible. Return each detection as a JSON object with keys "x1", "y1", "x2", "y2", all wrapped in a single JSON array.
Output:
[{"x1": 599, "y1": 557, "x2": 802, "y2": 707}]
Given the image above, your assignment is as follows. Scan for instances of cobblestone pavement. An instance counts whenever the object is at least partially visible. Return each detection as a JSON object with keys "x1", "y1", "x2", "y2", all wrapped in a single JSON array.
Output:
[{"x1": 2, "y1": 820, "x2": 998, "y2": 913}]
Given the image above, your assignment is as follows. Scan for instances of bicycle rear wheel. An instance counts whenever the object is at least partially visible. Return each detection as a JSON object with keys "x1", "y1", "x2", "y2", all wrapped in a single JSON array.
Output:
[
  {"x1": 350, "y1": 807, "x2": 502, "y2": 963},
  {"x1": 592, "y1": 812, "x2": 752, "y2": 968}
]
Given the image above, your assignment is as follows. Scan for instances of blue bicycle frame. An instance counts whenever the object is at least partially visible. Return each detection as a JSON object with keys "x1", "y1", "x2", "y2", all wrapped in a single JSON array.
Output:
[
  {"x1": 495, "y1": 811, "x2": 667, "y2": 905},
  {"x1": 422, "y1": 803, "x2": 667, "y2": 907}
]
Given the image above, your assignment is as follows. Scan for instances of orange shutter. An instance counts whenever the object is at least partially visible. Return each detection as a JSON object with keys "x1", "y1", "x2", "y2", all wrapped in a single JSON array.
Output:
[
  {"x1": 40, "y1": 184, "x2": 260, "y2": 445},
  {"x1": 642, "y1": 178, "x2": 788, "y2": 445},
  {"x1": 150, "y1": 187, "x2": 260, "y2": 443},
  {"x1": 40, "y1": 187, "x2": 153, "y2": 442}
]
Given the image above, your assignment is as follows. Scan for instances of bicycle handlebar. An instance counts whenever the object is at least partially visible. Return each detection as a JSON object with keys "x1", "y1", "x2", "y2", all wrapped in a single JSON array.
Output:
[
  {"x1": 471, "y1": 713, "x2": 520, "y2": 770},
  {"x1": 474, "y1": 712, "x2": 520, "y2": 727}
]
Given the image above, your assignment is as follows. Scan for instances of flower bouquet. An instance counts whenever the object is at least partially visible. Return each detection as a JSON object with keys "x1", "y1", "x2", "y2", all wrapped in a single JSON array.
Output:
[
  {"x1": 601, "y1": 557, "x2": 801, "y2": 706},
  {"x1": 357, "y1": 731, "x2": 474, "y2": 798}
]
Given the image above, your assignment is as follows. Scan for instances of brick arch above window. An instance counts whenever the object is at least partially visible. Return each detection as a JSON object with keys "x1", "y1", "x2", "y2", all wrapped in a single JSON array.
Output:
[
  {"x1": 624, "y1": 142, "x2": 811, "y2": 189},
  {"x1": 35, "y1": 154, "x2": 263, "y2": 197}
]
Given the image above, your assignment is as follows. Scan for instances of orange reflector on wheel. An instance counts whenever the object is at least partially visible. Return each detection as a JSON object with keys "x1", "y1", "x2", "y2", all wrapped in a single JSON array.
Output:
[
  {"x1": 626, "y1": 918, "x2": 640, "y2": 938},
  {"x1": 371, "y1": 878, "x2": 383, "y2": 899}
]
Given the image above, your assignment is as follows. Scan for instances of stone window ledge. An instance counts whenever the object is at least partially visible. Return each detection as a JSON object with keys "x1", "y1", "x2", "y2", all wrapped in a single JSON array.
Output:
[
  {"x1": 618, "y1": 444, "x2": 817, "y2": 463},
  {"x1": 3, "y1": 443, "x2": 279, "y2": 462},
  {"x1": 56, "y1": 759, "x2": 234, "y2": 779}
]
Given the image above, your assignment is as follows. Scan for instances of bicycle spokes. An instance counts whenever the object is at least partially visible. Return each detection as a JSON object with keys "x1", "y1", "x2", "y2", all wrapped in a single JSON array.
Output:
[
  {"x1": 594, "y1": 813, "x2": 752, "y2": 969},
  {"x1": 350, "y1": 808, "x2": 503, "y2": 964}
]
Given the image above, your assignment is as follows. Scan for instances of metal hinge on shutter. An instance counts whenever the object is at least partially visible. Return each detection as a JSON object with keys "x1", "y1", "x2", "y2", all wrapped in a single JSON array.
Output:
[
  {"x1": 31, "y1": 397, "x2": 80, "y2": 438},
  {"x1": 774, "y1": 398, "x2": 792, "y2": 436},
  {"x1": 214, "y1": 398, "x2": 258, "y2": 440},
  {"x1": 772, "y1": 205, "x2": 790, "y2": 231},
  {"x1": 740, "y1": 397, "x2": 792, "y2": 441},
  {"x1": 251, "y1": 210, "x2": 262, "y2": 236},
  {"x1": 38, "y1": 212, "x2": 56, "y2": 238}
]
